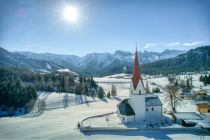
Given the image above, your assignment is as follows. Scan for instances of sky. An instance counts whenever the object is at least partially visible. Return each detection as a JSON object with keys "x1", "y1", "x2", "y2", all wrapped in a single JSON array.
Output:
[{"x1": 0, "y1": 0, "x2": 210, "y2": 56}]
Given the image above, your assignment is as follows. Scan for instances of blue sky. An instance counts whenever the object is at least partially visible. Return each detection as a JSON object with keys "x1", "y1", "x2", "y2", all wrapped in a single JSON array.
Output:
[{"x1": 0, "y1": 0, "x2": 210, "y2": 56}]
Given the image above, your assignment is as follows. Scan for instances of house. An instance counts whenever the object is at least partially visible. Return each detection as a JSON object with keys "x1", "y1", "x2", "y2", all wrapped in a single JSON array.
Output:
[
  {"x1": 196, "y1": 102, "x2": 210, "y2": 113},
  {"x1": 117, "y1": 48, "x2": 162, "y2": 123}
]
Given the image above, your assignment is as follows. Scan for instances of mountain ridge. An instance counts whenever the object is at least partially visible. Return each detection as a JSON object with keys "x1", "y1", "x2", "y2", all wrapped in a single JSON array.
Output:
[{"x1": 3, "y1": 46, "x2": 208, "y2": 76}]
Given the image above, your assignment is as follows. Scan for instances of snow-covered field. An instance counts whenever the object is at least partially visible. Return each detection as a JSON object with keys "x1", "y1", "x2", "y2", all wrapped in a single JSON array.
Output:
[{"x1": 0, "y1": 75, "x2": 210, "y2": 140}]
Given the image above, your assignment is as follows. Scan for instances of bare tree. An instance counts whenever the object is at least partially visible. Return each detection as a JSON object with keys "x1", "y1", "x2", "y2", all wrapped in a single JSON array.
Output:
[{"x1": 165, "y1": 84, "x2": 181, "y2": 112}]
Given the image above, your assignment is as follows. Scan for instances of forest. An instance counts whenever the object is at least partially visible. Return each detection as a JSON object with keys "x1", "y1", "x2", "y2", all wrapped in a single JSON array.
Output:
[{"x1": 0, "y1": 68, "x2": 103, "y2": 112}]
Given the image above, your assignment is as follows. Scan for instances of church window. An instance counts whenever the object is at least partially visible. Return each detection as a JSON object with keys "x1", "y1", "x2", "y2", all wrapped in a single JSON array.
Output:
[{"x1": 146, "y1": 108, "x2": 148, "y2": 111}]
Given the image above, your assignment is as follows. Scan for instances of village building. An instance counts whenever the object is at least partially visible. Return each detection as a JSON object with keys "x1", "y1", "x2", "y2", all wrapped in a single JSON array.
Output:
[
  {"x1": 196, "y1": 102, "x2": 210, "y2": 113},
  {"x1": 117, "y1": 48, "x2": 162, "y2": 123}
]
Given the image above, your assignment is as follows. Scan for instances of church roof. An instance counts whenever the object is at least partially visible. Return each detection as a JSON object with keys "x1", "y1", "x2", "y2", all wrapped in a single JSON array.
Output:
[
  {"x1": 132, "y1": 48, "x2": 142, "y2": 89},
  {"x1": 145, "y1": 96, "x2": 162, "y2": 107},
  {"x1": 117, "y1": 99, "x2": 135, "y2": 116}
]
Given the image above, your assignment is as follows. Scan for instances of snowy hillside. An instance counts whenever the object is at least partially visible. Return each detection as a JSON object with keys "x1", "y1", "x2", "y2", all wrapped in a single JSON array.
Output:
[{"x1": 0, "y1": 75, "x2": 209, "y2": 139}]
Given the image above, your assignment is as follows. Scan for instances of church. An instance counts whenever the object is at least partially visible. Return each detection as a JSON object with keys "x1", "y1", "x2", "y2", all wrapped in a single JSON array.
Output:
[{"x1": 117, "y1": 48, "x2": 162, "y2": 123}]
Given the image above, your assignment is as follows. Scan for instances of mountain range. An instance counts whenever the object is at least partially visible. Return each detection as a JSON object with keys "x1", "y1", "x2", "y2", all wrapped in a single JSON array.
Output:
[
  {"x1": 0, "y1": 47, "x2": 63, "y2": 72},
  {"x1": 1, "y1": 46, "x2": 209, "y2": 76},
  {"x1": 141, "y1": 46, "x2": 210, "y2": 75},
  {"x1": 14, "y1": 49, "x2": 185, "y2": 75}
]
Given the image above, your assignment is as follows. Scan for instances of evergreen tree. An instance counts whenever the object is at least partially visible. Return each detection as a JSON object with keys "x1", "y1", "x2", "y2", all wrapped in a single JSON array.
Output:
[
  {"x1": 111, "y1": 84, "x2": 117, "y2": 96},
  {"x1": 107, "y1": 91, "x2": 111, "y2": 98},
  {"x1": 145, "y1": 81, "x2": 150, "y2": 93},
  {"x1": 186, "y1": 79, "x2": 191, "y2": 90},
  {"x1": 75, "y1": 84, "x2": 83, "y2": 95},
  {"x1": 98, "y1": 86, "x2": 105, "y2": 98}
]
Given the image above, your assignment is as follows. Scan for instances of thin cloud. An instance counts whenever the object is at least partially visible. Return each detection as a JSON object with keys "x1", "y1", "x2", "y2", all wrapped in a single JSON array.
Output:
[
  {"x1": 24, "y1": 43, "x2": 40, "y2": 48},
  {"x1": 165, "y1": 42, "x2": 180, "y2": 46},
  {"x1": 183, "y1": 41, "x2": 205, "y2": 46},
  {"x1": 144, "y1": 43, "x2": 156, "y2": 49}
]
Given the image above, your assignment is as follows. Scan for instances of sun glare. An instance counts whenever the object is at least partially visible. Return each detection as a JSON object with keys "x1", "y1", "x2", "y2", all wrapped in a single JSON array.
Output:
[{"x1": 62, "y1": 5, "x2": 79, "y2": 23}]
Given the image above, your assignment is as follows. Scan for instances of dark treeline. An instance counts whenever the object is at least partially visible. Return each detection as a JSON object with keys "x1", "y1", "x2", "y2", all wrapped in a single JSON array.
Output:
[
  {"x1": 200, "y1": 74, "x2": 210, "y2": 86},
  {"x1": 0, "y1": 68, "x2": 103, "y2": 110},
  {"x1": 141, "y1": 46, "x2": 210, "y2": 75}
]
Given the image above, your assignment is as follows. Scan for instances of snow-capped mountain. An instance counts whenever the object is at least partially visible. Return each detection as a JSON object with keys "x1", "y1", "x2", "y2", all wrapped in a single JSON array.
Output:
[
  {"x1": 15, "y1": 49, "x2": 186, "y2": 75},
  {"x1": 0, "y1": 47, "x2": 63, "y2": 72}
]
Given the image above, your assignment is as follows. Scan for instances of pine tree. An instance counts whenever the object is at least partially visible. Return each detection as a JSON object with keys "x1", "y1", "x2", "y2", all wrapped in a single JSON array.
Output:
[
  {"x1": 111, "y1": 84, "x2": 117, "y2": 96},
  {"x1": 98, "y1": 86, "x2": 105, "y2": 98},
  {"x1": 107, "y1": 91, "x2": 111, "y2": 98},
  {"x1": 186, "y1": 79, "x2": 191, "y2": 90},
  {"x1": 145, "y1": 81, "x2": 150, "y2": 93}
]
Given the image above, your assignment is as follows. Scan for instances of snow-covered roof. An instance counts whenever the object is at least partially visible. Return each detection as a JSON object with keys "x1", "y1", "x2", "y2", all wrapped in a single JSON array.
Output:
[
  {"x1": 172, "y1": 112, "x2": 202, "y2": 120},
  {"x1": 145, "y1": 96, "x2": 162, "y2": 107},
  {"x1": 195, "y1": 101, "x2": 210, "y2": 105},
  {"x1": 181, "y1": 92, "x2": 196, "y2": 96}
]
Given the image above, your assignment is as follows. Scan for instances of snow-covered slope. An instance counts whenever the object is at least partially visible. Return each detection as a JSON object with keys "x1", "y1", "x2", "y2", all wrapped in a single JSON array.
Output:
[{"x1": 0, "y1": 76, "x2": 209, "y2": 139}]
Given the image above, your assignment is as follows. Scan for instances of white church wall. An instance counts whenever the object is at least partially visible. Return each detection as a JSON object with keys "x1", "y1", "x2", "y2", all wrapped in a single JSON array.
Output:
[
  {"x1": 145, "y1": 106, "x2": 162, "y2": 121},
  {"x1": 117, "y1": 106, "x2": 135, "y2": 123},
  {"x1": 119, "y1": 114, "x2": 135, "y2": 123},
  {"x1": 127, "y1": 115, "x2": 135, "y2": 123},
  {"x1": 129, "y1": 94, "x2": 145, "y2": 121},
  {"x1": 130, "y1": 81, "x2": 145, "y2": 95}
]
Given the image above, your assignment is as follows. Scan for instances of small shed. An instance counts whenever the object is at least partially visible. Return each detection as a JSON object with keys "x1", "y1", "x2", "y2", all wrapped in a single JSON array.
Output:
[
  {"x1": 171, "y1": 112, "x2": 202, "y2": 127},
  {"x1": 196, "y1": 101, "x2": 210, "y2": 113}
]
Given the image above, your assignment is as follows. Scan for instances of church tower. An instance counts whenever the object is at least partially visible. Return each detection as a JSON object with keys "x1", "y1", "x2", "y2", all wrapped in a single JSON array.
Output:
[{"x1": 128, "y1": 47, "x2": 146, "y2": 122}]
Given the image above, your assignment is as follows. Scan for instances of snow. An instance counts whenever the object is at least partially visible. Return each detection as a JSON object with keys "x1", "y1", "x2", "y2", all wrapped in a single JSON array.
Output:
[
  {"x1": 145, "y1": 96, "x2": 162, "y2": 106},
  {"x1": 46, "y1": 63, "x2": 52, "y2": 69},
  {"x1": 173, "y1": 112, "x2": 202, "y2": 120},
  {"x1": 57, "y1": 69, "x2": 79, "y2": 76},
  {"x1": 105, "y1": 73, "x2": 131, "y2": 79},
  {"x1": 0, "y1": 75, "x2": 210, "y2": 139}
]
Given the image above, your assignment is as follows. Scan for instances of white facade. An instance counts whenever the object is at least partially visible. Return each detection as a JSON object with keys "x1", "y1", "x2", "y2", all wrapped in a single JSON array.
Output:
[
  {"x1": 129, "y1": 77, "x2": 146, "y2": 122},
  {"x1": 118, "y1": 114, "x2": 135, "y2": 123},
  {"x1": 145, "y1": 106, "x2": 162, "y2": 121}
]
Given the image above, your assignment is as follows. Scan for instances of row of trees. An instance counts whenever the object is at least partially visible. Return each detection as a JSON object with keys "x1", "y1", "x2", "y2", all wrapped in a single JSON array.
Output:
[
  {"x1": 145, "y1": 81, "x2": 160, "y2": 94},
  {"x1": 75, "y1": 76, "x2": 118, "y2": 99},
  {"x1": 0, "y1": 68, "x2": 76, "y2": 93},
  {"x1": 200, "y1": 74, "x2": 210, "y2": 86},
  {"x1": 168, "y1": 76, "x2": 192, "y2": 92},
  {"x1": 107, "y1": 84, "x2": 117, "y2": 98}
]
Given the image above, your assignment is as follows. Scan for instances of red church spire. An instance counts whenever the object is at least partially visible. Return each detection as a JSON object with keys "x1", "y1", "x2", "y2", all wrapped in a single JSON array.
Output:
[{"x1": 132, "y1": 47, "x2": 141, "y2": 89}]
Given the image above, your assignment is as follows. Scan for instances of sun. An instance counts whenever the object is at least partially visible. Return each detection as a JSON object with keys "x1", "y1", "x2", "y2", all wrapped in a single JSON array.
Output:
[{"x1": 62, "y1": 5, "x2": 79, "y2": 23}]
